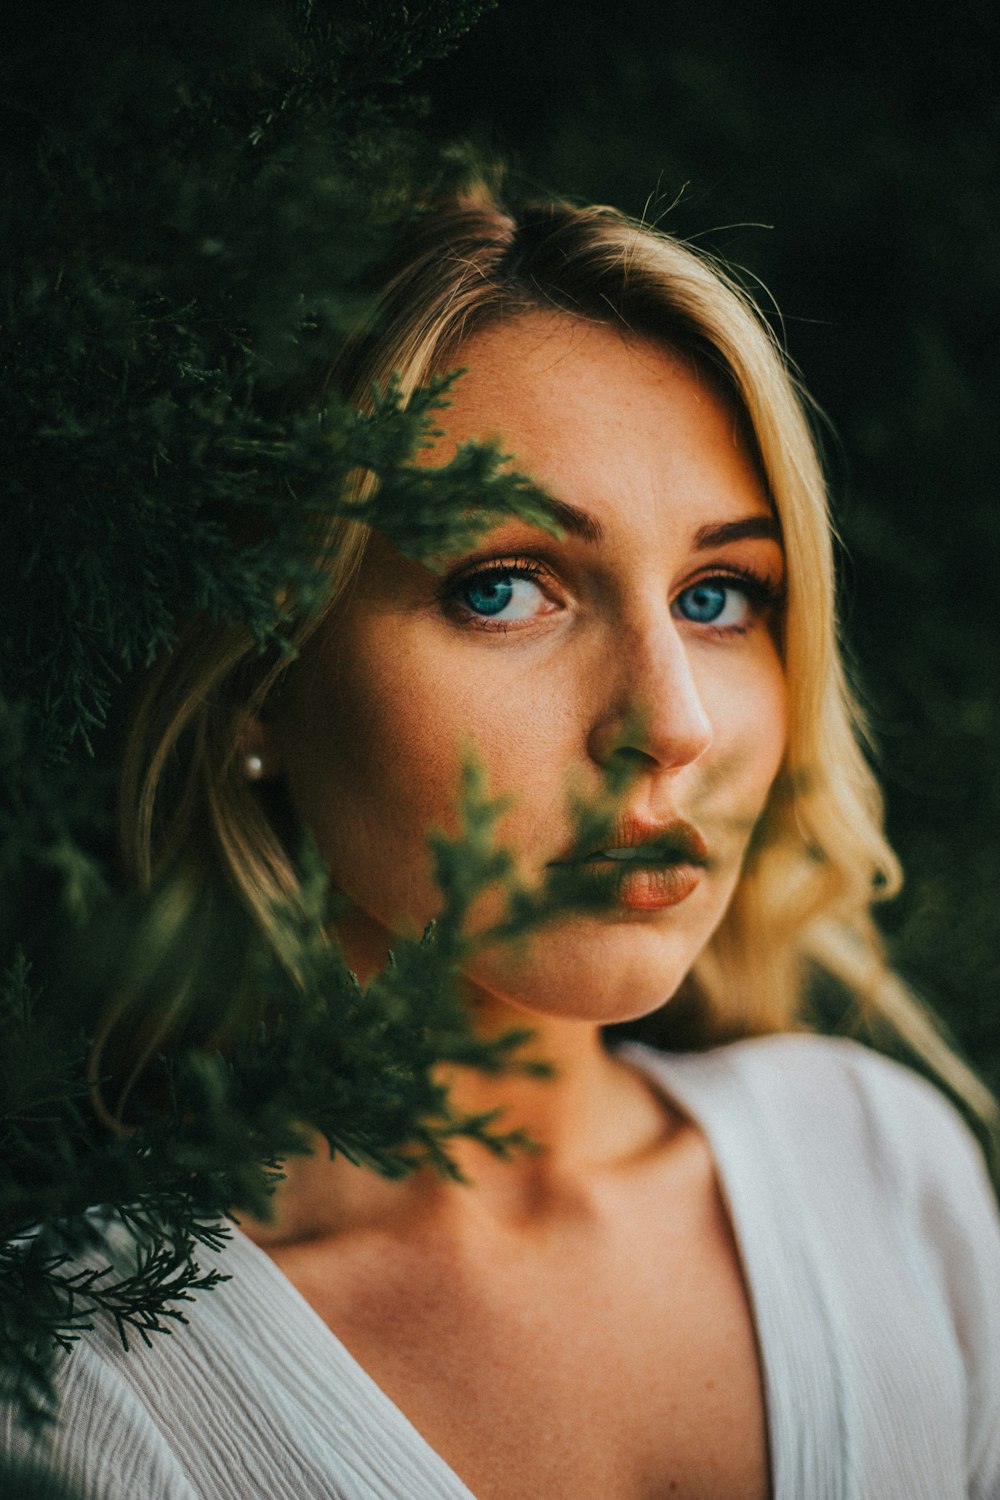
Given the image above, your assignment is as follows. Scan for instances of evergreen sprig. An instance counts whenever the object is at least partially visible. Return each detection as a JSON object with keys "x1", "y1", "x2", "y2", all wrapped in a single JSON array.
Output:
[
  {"x1": 0, "y1": 0, "x2": 605, "y2": 1452},
  {"x1": 1, "y1": 1, "x2": 510, "y2": 761},
  {"x1": 1, "y1": 751, "x2": 633, "y2": 1428}
]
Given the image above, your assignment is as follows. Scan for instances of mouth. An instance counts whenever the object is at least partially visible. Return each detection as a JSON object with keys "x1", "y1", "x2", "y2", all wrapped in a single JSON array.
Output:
[
  {"x1": 580, "y1": 841, "x2": 705, "y2": 867},
  {"x1": 550, "y1": 817, "x2": 708, "y2": 912},
  {"x1": 570, "y1": 815, "x2": 708, "y2": 867}
]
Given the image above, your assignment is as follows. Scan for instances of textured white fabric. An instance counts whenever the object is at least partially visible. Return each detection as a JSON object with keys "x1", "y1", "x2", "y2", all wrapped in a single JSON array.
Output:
[
  {"x1": 6, "y1": 1035, "x2": 1000, "y2": 1498},
  {"x1": 623, "y1": 1037, "x2": 1000, "y2": 1500}
]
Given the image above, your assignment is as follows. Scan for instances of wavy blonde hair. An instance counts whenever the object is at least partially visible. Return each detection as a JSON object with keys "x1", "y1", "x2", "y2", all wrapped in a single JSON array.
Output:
[{"x1": 120, "y1": 182, "x2": 996, "y2": 1128}]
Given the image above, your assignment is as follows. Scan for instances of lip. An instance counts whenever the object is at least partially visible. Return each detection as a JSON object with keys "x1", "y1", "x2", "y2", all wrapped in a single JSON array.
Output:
[{"x1": 548, "y1": 813, "x2": 708, "y2": 912}]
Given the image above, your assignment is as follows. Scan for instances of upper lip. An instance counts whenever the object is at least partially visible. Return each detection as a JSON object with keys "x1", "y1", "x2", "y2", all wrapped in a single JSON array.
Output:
[{"x1": 553, "y1": 814, "x2": 709, "y2": 867}]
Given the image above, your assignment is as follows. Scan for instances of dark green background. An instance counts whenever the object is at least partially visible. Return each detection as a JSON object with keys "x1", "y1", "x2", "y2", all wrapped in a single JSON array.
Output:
[{"x1": 421, "y1": 0, "x2": 999, "y2": 1080}]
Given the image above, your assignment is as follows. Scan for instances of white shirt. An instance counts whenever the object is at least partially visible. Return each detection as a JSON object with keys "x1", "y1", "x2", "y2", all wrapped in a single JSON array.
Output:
[{"x1": 7, "y1": 1035, "x2": 1000, "y2": 1498}]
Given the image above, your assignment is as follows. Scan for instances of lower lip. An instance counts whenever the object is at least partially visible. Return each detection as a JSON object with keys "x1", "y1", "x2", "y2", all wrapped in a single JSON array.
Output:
[{"x1": 581, "y1": 861, "x2": 703, "y2": 912}]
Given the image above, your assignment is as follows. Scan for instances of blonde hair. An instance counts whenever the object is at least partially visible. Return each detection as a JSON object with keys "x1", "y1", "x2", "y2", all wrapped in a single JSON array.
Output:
[{"x1": 119, "y1": 182, "x2": 997, "y2": 1130}]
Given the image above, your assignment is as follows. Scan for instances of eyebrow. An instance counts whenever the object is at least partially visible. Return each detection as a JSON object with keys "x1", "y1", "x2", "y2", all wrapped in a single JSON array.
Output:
[
  {"x1": 541, "y1": 500, "x2": 781, "y2": 551},
  {"x1": 543, "y1": 498, "x2": 605, "y2": 543},
  {"x1": 694, "y1": 516, "x2": 782, "y2": 549}
]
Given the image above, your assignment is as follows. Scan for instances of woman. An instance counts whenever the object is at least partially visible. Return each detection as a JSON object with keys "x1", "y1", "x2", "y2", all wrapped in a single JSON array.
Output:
[{"x1": 11, "y1": 187, "x2": 1000, "y2": 1499}]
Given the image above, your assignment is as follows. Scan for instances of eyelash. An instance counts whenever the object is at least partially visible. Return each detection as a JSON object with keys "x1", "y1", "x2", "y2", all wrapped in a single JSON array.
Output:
[
  {"x1": 678, "y1": 564, "x2": 785, "y2": 636},
  {"x1": 437, "y1": 558, "x2": 553, "y2": 632},
  {"x1": 438, "y1": 557, "x2": 784, "y2": 634}
]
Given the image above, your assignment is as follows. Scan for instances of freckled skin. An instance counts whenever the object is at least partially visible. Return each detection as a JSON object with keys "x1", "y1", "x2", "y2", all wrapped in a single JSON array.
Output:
[{"x1": 267, "y1": 312, "x2": 787, "y2": 1026}]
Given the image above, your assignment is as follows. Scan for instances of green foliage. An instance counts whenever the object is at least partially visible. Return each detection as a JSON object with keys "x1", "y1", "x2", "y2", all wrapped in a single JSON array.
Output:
[
  {"x1": 1, "y1": 754, "x2": 633, "y2": 1430},
  {"x1": 1, "y1": 0, "x2": 519, "y2": 761},
  {"x1": 0, "y1": 0, "x2": 645, "y2": 1447},
  {"x1": 0, "y1": 0, "x2": 596, "y2": 1443}
]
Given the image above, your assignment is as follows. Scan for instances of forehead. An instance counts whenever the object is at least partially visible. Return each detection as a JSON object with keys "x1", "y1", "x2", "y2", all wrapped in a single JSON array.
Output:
[{"x1": 421, "y1": 312, "x2": 772, "y2": 539}]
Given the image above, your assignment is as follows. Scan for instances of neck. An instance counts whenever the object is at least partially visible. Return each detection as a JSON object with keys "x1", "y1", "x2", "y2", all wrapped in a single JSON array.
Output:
[
  {"x1": 439, "y1": 994, "x2": 664, "y2": 1185},
  {"x1": 244, "y1": 993, "x2": 677, "y2": 1248}
]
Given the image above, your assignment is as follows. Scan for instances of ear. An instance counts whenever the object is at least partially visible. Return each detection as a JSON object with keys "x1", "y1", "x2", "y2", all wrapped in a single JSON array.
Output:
[{"x1": 236, "y1": 711, "x2": 283, "y2": 783}]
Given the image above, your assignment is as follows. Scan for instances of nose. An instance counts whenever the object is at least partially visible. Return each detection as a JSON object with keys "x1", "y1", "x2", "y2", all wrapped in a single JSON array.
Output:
[{"x1": 586, "y1": 612, "x2": 713, "y2": 773}]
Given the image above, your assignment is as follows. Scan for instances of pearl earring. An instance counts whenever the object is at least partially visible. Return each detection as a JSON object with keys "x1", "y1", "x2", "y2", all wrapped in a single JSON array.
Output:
[{"x1": 244, "y1": 752, "x2": 265, "y2": 781}]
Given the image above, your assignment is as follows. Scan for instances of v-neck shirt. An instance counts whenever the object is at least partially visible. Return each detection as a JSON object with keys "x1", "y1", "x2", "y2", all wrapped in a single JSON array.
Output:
[{"x1": 8, "y1": 1035, "x2": 1000, "y2": 1499}]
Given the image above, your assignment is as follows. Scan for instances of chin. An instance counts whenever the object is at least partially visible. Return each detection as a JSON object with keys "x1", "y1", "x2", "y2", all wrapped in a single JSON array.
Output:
[
  {"x1": 464, "y1": 923, "x2": 698, "y2": 1027},
  {"x1": 334, "y1": 889, "x2": 715, "y2": 1027}
]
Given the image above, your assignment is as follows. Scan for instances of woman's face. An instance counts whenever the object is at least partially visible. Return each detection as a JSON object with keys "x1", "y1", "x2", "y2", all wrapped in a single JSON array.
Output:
[{"x1": 267, "y1": 313, "x2": 787, "y2": 1023}]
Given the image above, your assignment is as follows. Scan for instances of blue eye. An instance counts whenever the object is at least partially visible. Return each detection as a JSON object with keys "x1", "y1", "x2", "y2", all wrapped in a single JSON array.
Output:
[
  {"x1": 674, "y1": 580, "x2": 752, "y2": 628},
  {"x1": 454, "y1": 566, "x2": 548, "y2": 623},
  {"x1": 463, "y1": 575, "x2": 515, "y2": 616},
  {"x1": 678, "y1": 582, "x2": 728, "y2": 622}
]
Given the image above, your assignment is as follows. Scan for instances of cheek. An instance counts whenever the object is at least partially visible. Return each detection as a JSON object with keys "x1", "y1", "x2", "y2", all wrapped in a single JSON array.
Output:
[
  {"x1": 730, "y1": 655, "x2": 788, "y2": 838},
  {"x1": 276, "y1": 625, "x2": 566, "y2": 925},
  {"x1": 280, "y1": 638, "x2": 452, "y2": 899},
  {"x1": 742, "y1": 654, "x2": 788, "y2": 787},
  {"x1": 699, "y1": 646, "x2": 787, "y2": 839}
]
